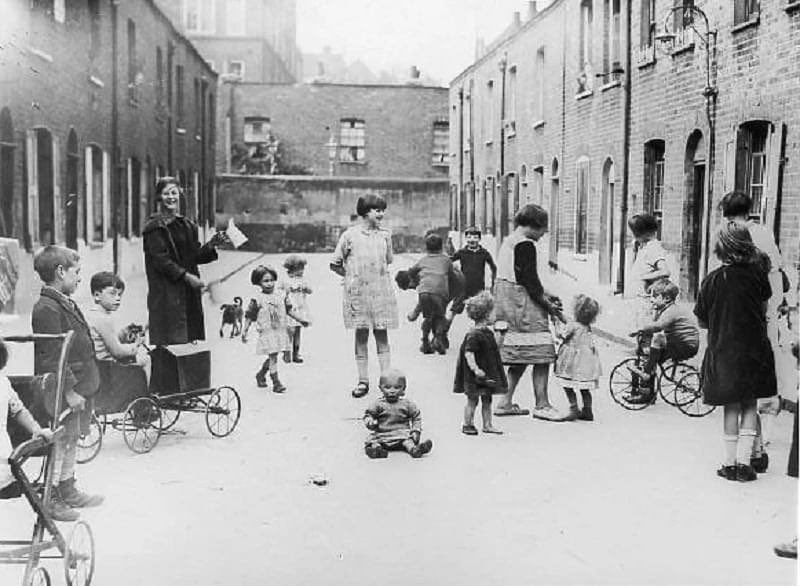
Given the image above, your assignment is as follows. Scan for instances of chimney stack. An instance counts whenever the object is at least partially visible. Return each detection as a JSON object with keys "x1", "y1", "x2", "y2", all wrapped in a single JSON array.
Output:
[
  {"x1": 512, "y1": 11, "x2": 521, "y2": 27},
  {"x1": 527, "y1": 1, "x2": 538, "y2": 20}
]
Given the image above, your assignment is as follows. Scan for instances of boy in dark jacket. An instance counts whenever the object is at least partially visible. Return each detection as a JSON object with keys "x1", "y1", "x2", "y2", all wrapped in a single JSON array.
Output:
[{"x1": 32, "y1": 246, "x2": 104, "y2": 522}]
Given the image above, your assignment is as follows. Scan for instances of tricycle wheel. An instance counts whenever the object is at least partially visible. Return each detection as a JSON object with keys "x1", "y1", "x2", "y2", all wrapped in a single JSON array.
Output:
[
  {"x1": 609, "y1": 357, "x2": 654, "y2": 411},
  {"x1": 205, "y1": 386, "x2": 241, "y2": 437},
  {"x1": 657, "y1": 363, "x2": 698, "y2": 407},
  {"x1": 27, "y1": 567, "x2": 51, "y2": 586},
  {"x1": 158, "y1": 408, "x2": 181, "y2": 431},
  {"x1": 76, "y1": 412, "x2": 103, "y2": 464},
  {"x1": 122, "y1": 397, "x2": 162, "y2": 454},
  {"x1": 676, "y1": 372, "x2": 715, "y2": 417},
  {"x1": 64, "y1": 520, "x2": 95, "y2": 586}
]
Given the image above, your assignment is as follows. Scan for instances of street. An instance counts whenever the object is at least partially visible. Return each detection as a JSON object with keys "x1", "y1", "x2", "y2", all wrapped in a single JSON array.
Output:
[{"x1": 1, "y1": 251, "x2": 796, "y2": 586}]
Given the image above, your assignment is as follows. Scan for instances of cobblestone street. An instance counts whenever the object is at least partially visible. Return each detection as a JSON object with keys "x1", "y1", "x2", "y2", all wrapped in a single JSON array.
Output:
[{"x1": 1, "y1": 252, "x2": 796, "y2": 585}]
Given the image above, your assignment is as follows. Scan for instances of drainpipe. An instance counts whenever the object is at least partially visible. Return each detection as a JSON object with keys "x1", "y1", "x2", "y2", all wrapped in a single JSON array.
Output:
[
  {"x1": 111, "y1": 0, "x2": 120, "y2": 273},
  {"x1": 616, "y1": 0, "x2": 632, "y2": 295},
  {"x1": 458, "y1": 86, "x2": 464, "y2": 232},
  {"x1": 499, "y1": 53, "x2": 507, "y2": 176},
  {"x1": 468, "y1": 79, "x2": 475, "y2": 183}
]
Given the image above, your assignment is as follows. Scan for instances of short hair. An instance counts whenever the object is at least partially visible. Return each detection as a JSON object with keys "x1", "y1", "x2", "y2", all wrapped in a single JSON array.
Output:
[
  {"x1": 283, "y1": 254, "x2": 307, "y2": 272},
  {"x1": 356, "y1": 194, "x2": 387, "y2": 217},
  {"x1": 572, "y1": 294, "x2": 600, "y2": 326},
  {"x1": 250, "y1": 264, "x2": 278, "y2": 285},
  {"x1": 650, "y1": 279, "x2": 680, "y2": 302},
  {"x1": 425, "y1": 232, "x2": 443, "y2": 252},
  {"x1": 33, "y1": 245, "x2": 80, "y2": 284},
  {"x1": 713, "y1": 221, "x2": 758, "y2": 266},
  {"x1": 90, "y1": 271, "x2": 125, "y2": 294},
  {"x1": 379, "y1": 368, "x2": 407, "y2": 390},
  {"x1": 0, "y1": 338, "x2": 8, "y2": 371},
  {"x1": 465, "y1": 290, "x2": 494, "y2": 322},
  {"x1": 627, "y1": 214, "x2": 660, "y2": 237},
  {"x1": 513, "y1": 204, "x2": 548, "y2": 229},
  {"x1": 154, "y1": 176, "x2": 182, "y2": 203},
  {"x1": 720, "y1": 191, "x2": 752, "y2": 218},
  {"x1": 464, "y1": 226, "x2": 482, "y2": 237}
]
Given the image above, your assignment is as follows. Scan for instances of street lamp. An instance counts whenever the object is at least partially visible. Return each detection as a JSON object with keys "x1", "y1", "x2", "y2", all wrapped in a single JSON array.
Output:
[
  {"x1": 655, "y1": 4, "x2": 718, "y2": 278},
  {"x1": 325, "y1": 126, "x2": 338, "y2": 176}
]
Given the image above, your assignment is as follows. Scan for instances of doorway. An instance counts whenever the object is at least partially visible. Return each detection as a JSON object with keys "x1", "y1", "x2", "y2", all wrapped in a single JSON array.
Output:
[
  {"x1": 683, "y1": 131, "x2": 705, "y2": 300},
  {"x1": 549, "y1": 159, "x2": 559, "y2": 268},
  {"x1": 65, "y1": 130, "x2": 79, "y2": 249}
]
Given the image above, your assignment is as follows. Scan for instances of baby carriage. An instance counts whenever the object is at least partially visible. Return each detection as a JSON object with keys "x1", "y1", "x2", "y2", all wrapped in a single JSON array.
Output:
[{"x1": 1, "y1": 332, "x2": 95, "y2": 586}]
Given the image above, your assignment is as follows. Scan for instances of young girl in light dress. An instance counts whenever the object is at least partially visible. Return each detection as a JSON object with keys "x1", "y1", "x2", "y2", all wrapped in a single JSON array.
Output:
[
  {"x1": 243, "y1": 265, "x2": 309, "y2": 393},
  {"x1": 554, "y1": 295, "x2": 602, "y2": 421},
  {"x1": 282, "y1": 254, "x2": 312, "y2": 363}
]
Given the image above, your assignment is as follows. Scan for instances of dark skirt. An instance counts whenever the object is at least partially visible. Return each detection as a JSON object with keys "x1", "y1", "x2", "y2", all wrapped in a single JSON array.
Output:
[{"x1": 700, "y1": 347, "x2": 777, "y2": 406}]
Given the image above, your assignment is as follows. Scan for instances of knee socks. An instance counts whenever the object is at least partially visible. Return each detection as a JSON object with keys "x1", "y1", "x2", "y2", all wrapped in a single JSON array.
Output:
[
  {"x1": 723, "y1": 434, "x2": 738, "y2": 466},
  {"x1": 736, "y1": 429, "x2": 757, "y2": 465}
]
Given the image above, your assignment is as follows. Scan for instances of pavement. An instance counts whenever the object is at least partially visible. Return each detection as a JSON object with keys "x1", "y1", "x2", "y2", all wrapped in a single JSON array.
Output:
[{"x1": 0, "y1": 251, "x2": 797, "y2": 586}]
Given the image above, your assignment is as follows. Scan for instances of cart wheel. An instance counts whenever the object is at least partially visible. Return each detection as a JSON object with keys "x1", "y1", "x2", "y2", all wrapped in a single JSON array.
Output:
[
  {"x1": 158, "y1": 408, "x2": 181, "y2": 431},
  {"x1": 122, "y1": 397, "x2": 162, "y2": 454},
  {"x1": 27, "y1": 567, "x2": 51, "y2": 586},
  {"x1": 609, "y1": 357, "x2": 655, "y2": 411},
  {"x1": 676, "y1": 372, "x2": 715, "y2": 417},
  {"x1": 76, "y1": 413, "x2": 103, "y2": 464},
  {"x1": 657, "y1": 363, "x2": 698, "y2": 407},
  {"x1": 64, "y1": 520, "x2": 95, "y2": 586},
  {"x1": 205, "y1": 386, "x2": 241, "y2": 437}
]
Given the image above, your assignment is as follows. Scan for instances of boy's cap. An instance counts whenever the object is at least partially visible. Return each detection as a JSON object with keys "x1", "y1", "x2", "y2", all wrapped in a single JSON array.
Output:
[{"x1": 464, "y1": 226, "x2": 481, "y2": 236}]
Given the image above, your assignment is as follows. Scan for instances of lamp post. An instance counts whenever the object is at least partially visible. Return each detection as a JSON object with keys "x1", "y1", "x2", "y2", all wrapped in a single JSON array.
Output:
[
  {"x1": 655, "y1": 4, "x2": 718, "y2": 278},
  {"x1": 325, "y1": 127, "x2": 338, "y2": 176}
]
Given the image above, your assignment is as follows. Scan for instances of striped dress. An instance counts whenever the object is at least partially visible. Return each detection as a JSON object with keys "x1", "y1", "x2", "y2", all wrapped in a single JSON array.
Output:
[{"x1": 331, "y1": 224, "x2": 399, "y2": 330}]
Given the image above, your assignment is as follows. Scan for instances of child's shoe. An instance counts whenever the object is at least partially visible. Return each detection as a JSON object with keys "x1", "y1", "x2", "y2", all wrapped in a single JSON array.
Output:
[
  {"x1": 564, "y1": 406, "x2": 580, "y2": 421},
  {"x1": 410, "y1": 439, "x2": 433, "y2": 458},
  {"x1": 292, "y1": 352, "x2": 304, "y2": 363},
  {"x1": 578, "y1": 407, "x2": 594, "y2": 421},
  {"x1": 46, "y1": 492, "x2": 80, "y2": 522},
  {"x1": 774, "y1": 538, "x2": 798, "y2": 559},
  {"x1": 716, "y1": 465, "x2": 737, "y2": 481},
  {"x1": 735, "y1": 463, "x2": 758, "y2": 482},
  {"x1": 58, "y1": 478, "x2": 104, "y2": 508},
  {"x1": 751, "y1": 452, "x2": 769, "y2": 473},
  {"x1": 255, "y1": 370, "x2": 268, "y2": 388},
  {"x1": 431, "y1": 335, "x2": 447, "y2": 355},
  {"x1": 270, "y1": 373, "x2": 286, "y2": 393},
  {"x1": 461, "y1": 424, "x2": 478, "y2": 436},
  {"x1": 282, "y1": 350, "x2": 292, "y2": 364},
  {"x1": 365, "y1": 444, "x2": 388, "y2": 459},
  {"x1": 420, "y1": 339, "x2": 434, "y2": 354}
]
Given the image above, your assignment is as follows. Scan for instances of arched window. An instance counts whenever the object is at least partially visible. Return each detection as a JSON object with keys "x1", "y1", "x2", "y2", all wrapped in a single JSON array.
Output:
[
  {"x1": 643, "y1": 139, "x2": 665, "y2": 237},
  {"x1": 578, "y1": 0, "x2": 594, "y2": 92},
  {"x1": 0, "y1": 108, "x2": 15, "y2": 238},
  {"x1": 85, "y1": 144, "x2": 107, "y2": 242},
  {"x1": 65, "y1": 129, "x2": 81, "y2": 249},
  {"x1": 575, "y1": 157, "x2": 590, "y2": 254}
]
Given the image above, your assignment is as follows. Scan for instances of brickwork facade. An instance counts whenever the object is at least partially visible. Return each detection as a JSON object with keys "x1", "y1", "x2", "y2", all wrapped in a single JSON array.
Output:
[
  {"x1": 0, "y1": 0, "x2": 216, "y2": 312},
  {"x1": 450, "y1": 0, "x2": 799, "y2": 298}
]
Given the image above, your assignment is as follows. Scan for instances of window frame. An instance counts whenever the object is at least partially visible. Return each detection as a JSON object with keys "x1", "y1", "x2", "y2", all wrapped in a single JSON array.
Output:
[
  {"x1": 431, "y1": 120, "x2": 449, "y2": 166},
  {"x1": 643, "y1": 139, "x2": 666, "y2": 238},
  {"x1": 185, "y1": 0, "x2": 216, "y2": 34},
  {"x1": 339, "y1": 118, "x2": 366, "y2": 163},
  {"x1": 243, "y1": 117, "x2": 272, "y2": 144},
  {"x1": 228, "y1": 60, "x2": 245, "y2": 80}
]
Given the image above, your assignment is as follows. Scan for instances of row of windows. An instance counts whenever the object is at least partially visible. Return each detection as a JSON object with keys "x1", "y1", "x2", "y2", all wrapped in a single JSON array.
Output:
[
  {"x1": 241, "y1": 117, "x2": 450, "y2": 167},
  {"x1": 184, "y1": 0, "x2": 246, "y2": 36}
]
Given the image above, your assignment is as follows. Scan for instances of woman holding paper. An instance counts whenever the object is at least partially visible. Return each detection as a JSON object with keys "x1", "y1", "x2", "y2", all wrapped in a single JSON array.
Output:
[{"x1": 142, "y1": 177, "x2": 226, "y2": 345}]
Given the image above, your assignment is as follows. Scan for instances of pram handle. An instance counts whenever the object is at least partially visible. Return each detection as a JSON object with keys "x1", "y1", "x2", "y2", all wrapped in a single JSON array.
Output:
[{"x1": 7, "y1": 406, "x2": 76, "y2": 465}]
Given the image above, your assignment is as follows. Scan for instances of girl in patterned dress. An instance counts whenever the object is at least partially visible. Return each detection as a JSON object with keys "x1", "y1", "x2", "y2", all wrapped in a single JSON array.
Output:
[
  {"x1": 330, "y1": 195, "x2": 399, "y2": 398},
  {"x1": 282, "y1": 254, "x2": 312, "y2": 364},
  {"x1": 243, "y1": 265, "x2": 309, "y2": 393}
]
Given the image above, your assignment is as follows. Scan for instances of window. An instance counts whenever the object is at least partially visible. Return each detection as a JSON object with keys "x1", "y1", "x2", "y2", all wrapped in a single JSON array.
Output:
[
  {"x1": 604, "y1": 0, "x2": 622, "y2": 82},
  {"x1": 156, "y1": 47, "x2": 164, "y2": 106},
  {"x1": 575, "y1": 158, "x2": 590, "y2": 254},
  {"x1": 520, "y1": 164, "x2": 528, "y2": 187},
  {"x1": 54, "y1": 0, "x2": 65, "y2": 22},
  {"x1": 88, "y1": 0, "x2": 101, "y2": 57},
  {"x1": 534, "y1": 48, "x2": 545, "y2": 121},
  {"x1": 734, "y1": 122, "x2": 769, "y2": 219},
  {"x1": 432, "y1": 121, "x2": 449, "y2": 166},
  {"x1": 463, "y1": 85, "x2": 472, "y2": 151},
  {"x1": 206, "y1": 60, "x2": 215, "y2": 72},
  {"x1": 244, "y1": 117, "x2": 271, "y2": 143},
  {"x1": 578, "y1": 0, "x2": 594, "y2": 92},
  {"x1": 644, "y1": 140, "x2": 665, "y2": 237},
  {"x1": 127, "y1": 20, "x2": 139, "y2": 104},
  {"x1": 640, "y1": 0, "x2": 656, "y2": 49},
  {"x1": 339, "y1": 119, "x2": 365, "y2": 162},
  {"x1": 485, "y1": 176, "x2": 495, "y2": 234},
  {"x1": 734, "y1": 0, "x2": 759, "y2": 25},
  {"x1": 506, "y1": 66, "x2": 517, "y2": 135},
  {"x1": 228, "y1": 60, "x2": 245, "y2": 80},
  {"x1": 129, "y1": 157, "x2": 142, "y2": 236},
  {"x1": 185, "y1": 0, "x2": 215, "y2": 34},
  {"x1": 484, "y1": 80, "x2": 494, "y2": 144},
  {"x1": 533, "y1": 166, "x2": 545, "y2": 205},
  {"x1": 0, "y1": 109, "x2": 15, "y2": 239},
  {"x1": 176, "y1": 65, "x2": 185, "y2": 127},
  {"x1": 85, "y1": 145, "x2": 107, "y2": 243},
  {"x1": 227, "y1": 0, "x2": 245, "y2": 35}
]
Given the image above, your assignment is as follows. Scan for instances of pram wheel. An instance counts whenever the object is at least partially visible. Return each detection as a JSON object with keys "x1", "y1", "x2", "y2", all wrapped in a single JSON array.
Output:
[
  {"x1": 76, "y1": 413, "x2": 103, "y2": 464},
  {"x1": 158, "y1": 408, "x2": 181, "y2": 431},
  {"x1": 122, "y1": 397, "x2": 162, "y2": 454},
  {"x1": 205, "y1": 386, "x2": 241, "y2": 437},
  {"x1": 26, "y1": 567, "x2": 51, "y2": 586},
  {"x1": 63, "y1": 521, "x2": 95, "y2": 586}
]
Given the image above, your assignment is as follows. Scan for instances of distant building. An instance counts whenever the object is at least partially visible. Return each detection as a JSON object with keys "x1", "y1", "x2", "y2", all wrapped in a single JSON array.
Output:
[
  {"x1": 1, "y1": 0, "x2": 216, "y2": 312},
  {"x1": 155, "y1": 0, "x2": 301, "y2": 83}
]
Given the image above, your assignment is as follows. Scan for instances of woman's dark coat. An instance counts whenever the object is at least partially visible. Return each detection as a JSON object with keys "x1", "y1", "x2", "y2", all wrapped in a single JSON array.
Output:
[{"x1": 142, "y1": 214, "x2": 217, "y2": 345}]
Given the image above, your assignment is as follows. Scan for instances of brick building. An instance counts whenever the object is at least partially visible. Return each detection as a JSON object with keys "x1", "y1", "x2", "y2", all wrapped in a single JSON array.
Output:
[
  {"x1": 155, "y1": 0, "x2": 301, "y2": 83},
  {"x1": 215, "y1": 81, "x2": 451, "y2": 250},
  {"x1": 450, "y1": 0, "x2": 799, "y2": 298},
  {"x1": 0, "y1": 0, "x2": 217, "y2": 313}
]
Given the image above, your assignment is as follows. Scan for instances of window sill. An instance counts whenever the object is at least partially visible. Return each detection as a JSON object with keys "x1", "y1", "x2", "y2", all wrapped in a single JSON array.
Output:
[
  {"x1": 176, "y1": 127, "x2": 187, "y2": 135},
  {"x1": 573, "y1": 253, "x2": 588, "y2": 262},
  {"x1": 195, "y1": 134, "x2": 202, "y2": 141},
  {"x1": 787, "y1": 1, "x2": 800, "y2": 13},
  {"x1": 575, "y1": 89, "x2": 594, "y2": 100},
  {"x1": 432, "y1": 162, "x2": 449, "y2": 168},
  {"x1": 506, "y1": 130, "x2": 516, "y2": 140},
  {"x1": 89, "y1": 75, "x2": 105, "y2": 88},
  {"x1": 532, "y1": 119, "x2": 545, "y2": 130},
  {"x1": 340, "y1": 160, "x2": 367, "y2": 165},
  {"x1": 484, "y1": 140, "x2": 494, "y2": 146},
  {"x1": 87, "y1": 241, "x2": 105, "y2": 250},
  {"x1": 671, "y1": 41, "x2": 695, "y2": 56},
  {"x1": 600, "y1": 79, "x2": 621, "y2": 92},
  {"x1": 732, "y1": 16, "x2": 760, "y2": 33},
  {"x1": 637, "y1": 57, "x2": 656, "y2": 69},
  {"x1": 30, "y1": 47, "x2": 54, "y2": 63},
  {"x1": 128, "y1": 98, "x2": 139, "y2": 108}
]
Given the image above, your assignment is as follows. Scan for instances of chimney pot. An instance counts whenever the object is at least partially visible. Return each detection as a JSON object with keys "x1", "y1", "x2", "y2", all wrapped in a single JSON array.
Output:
[
  {"x1": 512, "y1": 11, "x2": 521, "y2": 26},
  {"x1": 528, "y1": 1, "x2": 538, "y2": 19}
]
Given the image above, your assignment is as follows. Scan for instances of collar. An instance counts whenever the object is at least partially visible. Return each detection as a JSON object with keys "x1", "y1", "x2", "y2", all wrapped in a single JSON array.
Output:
[{"x1": 42, "y1": 285, "x2": 72, "y2": 304}]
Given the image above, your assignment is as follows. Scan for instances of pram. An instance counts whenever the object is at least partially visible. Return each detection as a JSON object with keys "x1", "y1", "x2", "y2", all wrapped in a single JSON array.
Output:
[
  {"x1": 77, "y1": 341, "x2": 241, "y2": 459},
  {"x1": 0, "y1": 332, "x2": 95, "y2": 586}
]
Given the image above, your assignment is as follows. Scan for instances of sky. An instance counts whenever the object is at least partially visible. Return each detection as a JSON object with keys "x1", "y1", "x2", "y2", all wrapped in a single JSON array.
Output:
[{"x1": 296, "y1": 0, "x2": 549, "y2": 85}]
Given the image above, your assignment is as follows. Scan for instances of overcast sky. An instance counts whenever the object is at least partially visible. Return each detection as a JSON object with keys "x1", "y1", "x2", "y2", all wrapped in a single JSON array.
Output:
[{"x1": 296, "y1": 1, "x2": 548, "y2": 85}]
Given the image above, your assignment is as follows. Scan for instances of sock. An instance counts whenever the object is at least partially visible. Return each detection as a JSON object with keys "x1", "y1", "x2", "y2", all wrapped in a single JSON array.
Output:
[
  {"x1": 356, "y1": 357, "x2": 369, "y2": 382},
  {"x1": 377, "y1": 350, "x2": 391, "y2": 373},
  {"x1": 580, "y1": 389, "x2": 593, "y2": 410},
  {"x1": 752, "y1": 432, "x2": 764, "y2": 458},
  {"x1": 723, "y1": 434, "x2": 737, "y2": 466},
  {"x1": 563, "y1": 388, "x2": 577, "y2": 408},
  {"x1": 736, "y1": 430, "x2": 757, "y2": 465}
]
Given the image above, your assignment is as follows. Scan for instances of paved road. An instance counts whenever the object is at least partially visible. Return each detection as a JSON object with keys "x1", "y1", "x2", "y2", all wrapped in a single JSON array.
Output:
[{"x1": 1, "y1": 252, "x2": 796, "y2": 586}]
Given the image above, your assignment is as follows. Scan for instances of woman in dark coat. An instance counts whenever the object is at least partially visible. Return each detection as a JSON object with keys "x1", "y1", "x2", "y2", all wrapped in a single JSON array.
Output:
[
  {"x1": 143, "y1": 177, "x2": 225, "y2": 345},
  {"x1": 694, "y1": 221, "x2": 776, "y2": 482}
]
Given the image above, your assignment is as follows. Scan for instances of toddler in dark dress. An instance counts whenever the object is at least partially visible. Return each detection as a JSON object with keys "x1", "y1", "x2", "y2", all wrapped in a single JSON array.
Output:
[{"x1": 453, "y1": 291, "x2": 507, "y2": 435}]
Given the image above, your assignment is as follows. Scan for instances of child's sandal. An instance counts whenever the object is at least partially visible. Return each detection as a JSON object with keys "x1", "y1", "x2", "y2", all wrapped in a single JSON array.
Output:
[{"x1": 351, "y1": 381, "x2": 369, "y2": 398}]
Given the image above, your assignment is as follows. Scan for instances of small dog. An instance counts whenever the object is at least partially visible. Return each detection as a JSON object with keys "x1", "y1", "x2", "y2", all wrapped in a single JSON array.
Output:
[
  {"x1": 241, "y1": 298, "x2": 260, "y2": 342},
  {"x1": 220, "y1": 297, "x2": 244, "y2": 338},
  {"x1": 394, "y1": 269, "x2": 419, "y2": 291},
  {"x1": 119, "y1": 323, "x2": 146, "y2": 344}
]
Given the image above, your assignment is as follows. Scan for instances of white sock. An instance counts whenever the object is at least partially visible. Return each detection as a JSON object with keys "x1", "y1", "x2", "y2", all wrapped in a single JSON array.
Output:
[
  {"x1": 752, "y1": 432, "x2": 764, "y2": 458},
  {"x1": 736, "y1": 430, "x2": 757, "y2": 465},
  {"x1": 723, "y1": 435, "x2": 738, "y2": 466}
]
